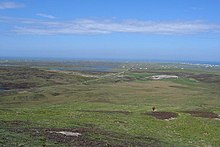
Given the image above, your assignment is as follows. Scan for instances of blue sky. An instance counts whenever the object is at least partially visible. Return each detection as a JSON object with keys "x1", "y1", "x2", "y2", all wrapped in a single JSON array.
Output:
[{"x1": 0, "y1": 0, "x2": 220, "y2": 61}]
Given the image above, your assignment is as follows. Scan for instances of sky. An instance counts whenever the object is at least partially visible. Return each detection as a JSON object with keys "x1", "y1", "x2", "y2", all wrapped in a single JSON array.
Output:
[{"x1": 0, "y1": 0, "x2": 220, "y2": 62}]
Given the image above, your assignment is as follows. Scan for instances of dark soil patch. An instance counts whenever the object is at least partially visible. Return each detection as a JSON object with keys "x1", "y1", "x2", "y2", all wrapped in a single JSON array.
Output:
[
  {"x1": 78, "y1": 110, "x2": 132, "y2": 115},
  {"x1": 169, "y1": 85, "x2": 188, "y2": 89},
  {"x1": 51, "y1": 92, "x2": 60, "y2": 96},
  {"x1": 41, "y1": 127, "x2": 166, "y2": 147},
  {"x1": 42, "y1": 128, "x2": 113, "y2": 147},
  {"x1": 9, "y1": 127, "x2": 114, "y2": 147},
  {"x1": 182, "y1": 111, "x2": 220, "y2": 119},
  {"x1": 144, "y1": 111, "x2": 178, "y2": 120},
  {"x1": 1, "y1": 119, "x2": 169, "y2": 146}
]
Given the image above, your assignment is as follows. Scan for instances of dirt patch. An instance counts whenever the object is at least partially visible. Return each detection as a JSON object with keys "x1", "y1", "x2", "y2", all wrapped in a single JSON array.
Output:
[
  {"x1": 78, "y1": 110, "x2": 132, "y2": 115},
  {"x1": 182, "y1": 111, "x2": 220, "y2": 119},
  {"x1": 51, "y1": 92, "x2": 60, "y2": 96},
  {"x1": 2, "y1": 119, "x2": 169, "y2": 146},
  {"x1": 42, "y1": 127, "x2": 166, "y2": 146},
  {"x1": 144, "y1": 111, "x2": 178, "y2": 120},
  {"x1": 8, "y1": 126, "x2": 112, "y2": 146},
  {"x1": 169, "y1": 85, "x2": 188, "y2": 89},
  {"x1": 2, "y1": 127, "x2": 112, "y2": 147},
  {"x1": 41, "y1": 128, "x2": 113, "y2": 147}
]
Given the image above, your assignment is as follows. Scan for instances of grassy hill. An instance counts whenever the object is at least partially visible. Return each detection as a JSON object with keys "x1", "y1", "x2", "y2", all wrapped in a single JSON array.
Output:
[{"x1": 0, "y1": 61, "x2": 220, "y2": 146}]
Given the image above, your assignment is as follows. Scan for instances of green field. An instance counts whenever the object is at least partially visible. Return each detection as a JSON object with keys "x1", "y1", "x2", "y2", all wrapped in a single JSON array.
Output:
[{"x1": 0, "y1": 60, "x2": 220, "y2": 146}]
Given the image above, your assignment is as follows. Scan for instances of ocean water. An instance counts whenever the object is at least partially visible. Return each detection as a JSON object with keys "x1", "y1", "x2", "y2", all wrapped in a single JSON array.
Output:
[{"x1": 1, "y1": 57, "x2": 220, "y2": 66}]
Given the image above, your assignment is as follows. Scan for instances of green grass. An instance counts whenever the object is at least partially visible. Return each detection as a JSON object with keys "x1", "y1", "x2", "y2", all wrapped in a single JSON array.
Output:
[{"x1": 0, "y1": 62, "x2": 220, "y2": 146}]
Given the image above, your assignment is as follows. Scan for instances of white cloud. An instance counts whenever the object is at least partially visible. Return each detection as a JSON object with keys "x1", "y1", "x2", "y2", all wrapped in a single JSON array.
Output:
[
  {"x1": 189, "y1": 6, "x2": 203, "y2": 11},
  {"x1": 36, "y1": 13, "x2": 56, "y2": 19},
  {"x1": 0, "y1": 2, "x2": 24, "y2": 9},
  {"x1": 0, "y1": 16, "x2": 220, "y2": 35}
]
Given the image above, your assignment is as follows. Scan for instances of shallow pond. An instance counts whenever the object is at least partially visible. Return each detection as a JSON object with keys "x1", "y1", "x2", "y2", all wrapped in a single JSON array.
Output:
[
  {"x1": 49, "y1": 65, "x2": 113, "y2": 72},
  {"x1": 0, "y1": 88, "x2": 6, "y2": 92}
]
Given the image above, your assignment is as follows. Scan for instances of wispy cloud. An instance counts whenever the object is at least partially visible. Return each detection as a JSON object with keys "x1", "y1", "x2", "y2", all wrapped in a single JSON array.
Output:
[
  {"x1": 0, "y1": 2, "x2": 24, "y2": 10},
  {"x1": 36, "y1": 13, "x2": 56, "y2": 19},
  {"x1": 0, "y1": 16, "x2": 220, "y2": 35},
  {"x1": 189, "y1": 6, "x2": 203, "y2": 11}
]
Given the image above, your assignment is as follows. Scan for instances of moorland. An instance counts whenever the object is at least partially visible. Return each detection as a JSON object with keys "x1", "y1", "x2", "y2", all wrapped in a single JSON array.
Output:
[{"x1": 0, "y1": 59, "x2": 220, "y2": 146}]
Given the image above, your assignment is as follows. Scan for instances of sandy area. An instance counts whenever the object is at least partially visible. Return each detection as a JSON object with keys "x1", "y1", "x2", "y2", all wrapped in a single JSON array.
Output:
[{"x1": 150, "y1": 75, "x2": 178, "y2": 80}]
